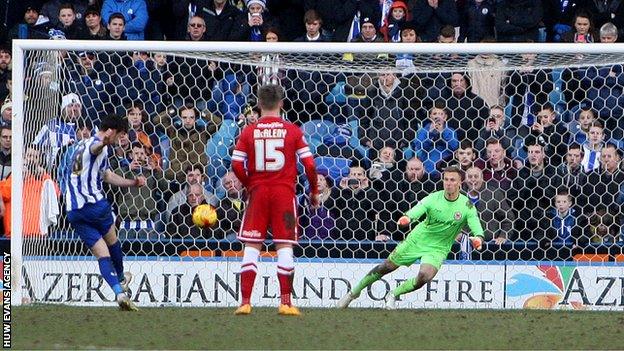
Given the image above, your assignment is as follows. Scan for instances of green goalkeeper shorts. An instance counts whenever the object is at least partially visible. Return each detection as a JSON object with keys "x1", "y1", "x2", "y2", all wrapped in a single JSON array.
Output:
[{"x1": 388, "y1": 239, "x2": 447, "y2": 270}]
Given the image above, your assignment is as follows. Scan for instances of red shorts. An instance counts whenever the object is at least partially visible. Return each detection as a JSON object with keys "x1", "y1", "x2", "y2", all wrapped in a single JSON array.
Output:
[{"x1": 237, "y1": 186, "x2": 298, "y2": 244}]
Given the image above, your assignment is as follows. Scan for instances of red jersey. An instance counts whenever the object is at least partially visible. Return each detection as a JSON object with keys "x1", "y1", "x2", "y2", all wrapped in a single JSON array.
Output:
[{"x1": 232, "y1": 116, "x2": 313, "y2": 192}]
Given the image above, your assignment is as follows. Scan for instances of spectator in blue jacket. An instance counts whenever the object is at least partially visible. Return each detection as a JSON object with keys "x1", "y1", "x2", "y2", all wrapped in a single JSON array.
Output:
[
  {"x1": 405, "y1": 102, "x2": 459, "y2": 175},
  {"x1": 546, "y1": 188, "x2": 586, "y2": 246},
  {"x1": 410, "y1": 0, "x2": 458, "y2": 42},
  {"x1": 101, "y1": 0, "x2": 148, "y2": 40},
  {"x1": 568, "y1": 107, "x2": 597, "y2": 146}
]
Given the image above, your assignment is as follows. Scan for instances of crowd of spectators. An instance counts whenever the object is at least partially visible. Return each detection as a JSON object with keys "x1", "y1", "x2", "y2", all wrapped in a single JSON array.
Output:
[
  {"x1": 0, "y1": 0, "x2": 623, "y2": 259},
  {"x1": 2, "y1": 0, "x2": 624, "y2": 45}
]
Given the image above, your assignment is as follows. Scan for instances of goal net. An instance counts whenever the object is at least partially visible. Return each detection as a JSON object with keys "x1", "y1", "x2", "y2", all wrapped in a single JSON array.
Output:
[{"x1": 10, "y1": 41, "x2": 624, "y2": 310}]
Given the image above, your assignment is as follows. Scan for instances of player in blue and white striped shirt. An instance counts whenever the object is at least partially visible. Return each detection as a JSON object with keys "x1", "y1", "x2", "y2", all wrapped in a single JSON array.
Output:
[{"x1": 66, "y1": 114, "x2": 146, "y2": 311}]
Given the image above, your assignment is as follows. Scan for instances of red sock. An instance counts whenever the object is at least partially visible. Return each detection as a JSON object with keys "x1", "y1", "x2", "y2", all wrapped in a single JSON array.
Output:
[
  {"x1": 277, "y1": 266, "x2": 294, "y2": 306},
  {"x1": 240, "y1": 263, "x2": 257, "y2": 305}
]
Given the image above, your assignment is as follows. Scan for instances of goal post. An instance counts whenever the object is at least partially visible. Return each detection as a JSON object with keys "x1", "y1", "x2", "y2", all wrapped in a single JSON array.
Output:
[{"x1": 10, "y1": 39, "x2": 624, "y2": 310}]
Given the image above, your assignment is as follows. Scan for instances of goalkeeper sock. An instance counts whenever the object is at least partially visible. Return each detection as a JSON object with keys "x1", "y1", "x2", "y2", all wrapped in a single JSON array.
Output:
[
  {"x1": 108, "y1": 241, "x2": 125, "y2": 282},
  {"x1": 240, "y1": 246, "x2": 260, "y2": 305},
  {"x1": 393, "y1": 277, "x2": 418, "y2": 297},
  {"x1": 98, "y1": 257, "x2": 123, "y2": 295},
  {"x1": 351, "y1": 272, "x2": 382, "y2": 297},
  {"x1": 277, "y1": 247, "x2": 294, "y2": 306}
]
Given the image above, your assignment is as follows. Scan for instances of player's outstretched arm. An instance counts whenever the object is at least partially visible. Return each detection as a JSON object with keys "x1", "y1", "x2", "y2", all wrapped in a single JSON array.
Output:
[
  {"x1": 103, "y1": 170, "x2": 146, "y2": 188},
  {"x1": 399, "y1": 195, "x2": 430, "y2": 227},
  {"x1": 90, "y1": 129, "x2": 121, "y2": 156},
  {"x1": 301, "y1": 156, "x2": 319, "y2": 208},
  {"x1": 467, "y1": 204, "x2": 485, "y2": 250}
]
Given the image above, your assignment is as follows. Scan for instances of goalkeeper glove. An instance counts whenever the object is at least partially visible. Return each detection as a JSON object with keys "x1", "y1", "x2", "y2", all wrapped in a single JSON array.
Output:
[
  {"x1": 470, "y1": 237, "x2": 483, "y2": 251},
  {"x1": 397, "y1": 216, "x2": 410, "y2": 227}
]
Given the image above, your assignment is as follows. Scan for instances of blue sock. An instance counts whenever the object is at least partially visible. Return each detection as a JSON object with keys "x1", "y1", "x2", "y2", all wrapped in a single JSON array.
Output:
[
  {"x1": 98, "y1": 257, "x2": 123, "y2": 295},
  {"x1": 108, "y1": 241, "x2": 125, "y2": 282}
]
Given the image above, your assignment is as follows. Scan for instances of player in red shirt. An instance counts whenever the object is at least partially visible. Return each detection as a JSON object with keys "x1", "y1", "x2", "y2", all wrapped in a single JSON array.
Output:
[{"x1": 231, "y1": 84, "x2": 319, "y2": 316}]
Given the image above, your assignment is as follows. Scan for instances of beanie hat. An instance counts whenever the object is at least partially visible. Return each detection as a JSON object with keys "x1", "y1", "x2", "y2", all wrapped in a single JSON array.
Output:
[
  {"x1": 1, "y1": 101, "x2": 11, "y2": 115},
  {"x1": 246, "y1": 0, "x2": 266, "y2": 9},
  {"x1": 360, "y1": 17, "x2": 378, "y2": 31},
  {"x1": 61, "y1": 93, "x2": 81, "y2": 111}
]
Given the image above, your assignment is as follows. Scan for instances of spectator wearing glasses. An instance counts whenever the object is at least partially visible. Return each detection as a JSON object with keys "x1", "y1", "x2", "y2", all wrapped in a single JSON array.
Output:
[{"x1": 186, "y1": 15, "x2": 207, "y2": 41}]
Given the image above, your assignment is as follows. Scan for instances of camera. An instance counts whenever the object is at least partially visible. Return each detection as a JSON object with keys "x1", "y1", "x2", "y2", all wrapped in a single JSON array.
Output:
[
  {"x1": 347, "y1": 178, "x2": 360, "y2": 187},
  {"x1": 167, "y1": 106, "x2": 176, "y2": 117}
]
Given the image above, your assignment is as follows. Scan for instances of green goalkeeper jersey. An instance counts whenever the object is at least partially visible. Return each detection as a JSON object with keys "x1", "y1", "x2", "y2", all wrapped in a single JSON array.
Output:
[{"x1": 404, "y1": 190, "x2": 485, "y2": 252}]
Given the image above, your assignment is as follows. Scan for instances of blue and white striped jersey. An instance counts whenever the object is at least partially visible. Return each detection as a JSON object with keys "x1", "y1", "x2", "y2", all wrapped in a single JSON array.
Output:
[
  {"x1": 33, "y1": 118, "x2": 77, "y2": 167},
  {"x1": 64, "y1": 136, "x2": 109, "y2": 211}
]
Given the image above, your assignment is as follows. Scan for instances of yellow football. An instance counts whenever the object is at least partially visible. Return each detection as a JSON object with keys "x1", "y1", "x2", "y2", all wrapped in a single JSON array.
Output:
[{"x1": 192, "y1": 204, "x2": 218, "y2": 228}]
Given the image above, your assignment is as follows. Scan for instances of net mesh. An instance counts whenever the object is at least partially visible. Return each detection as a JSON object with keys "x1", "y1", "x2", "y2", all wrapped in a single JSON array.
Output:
[
  {"x1": 15, "y1": 46, "x2": 624, "y2": 308},
  {"x1": 192, "y1": 50, "x2": 624, "y2": 74}
]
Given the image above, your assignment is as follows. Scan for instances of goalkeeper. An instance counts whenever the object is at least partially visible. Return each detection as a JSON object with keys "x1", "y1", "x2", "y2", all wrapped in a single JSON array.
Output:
[{"x1": 337, "y1": 166, "x2": 484, "y2": 309}]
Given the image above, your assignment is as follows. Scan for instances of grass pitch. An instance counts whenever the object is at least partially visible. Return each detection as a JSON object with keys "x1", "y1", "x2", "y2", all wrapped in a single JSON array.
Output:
[{"x1": 13, "y1": 306, "x2": 624, "y2": 350}]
